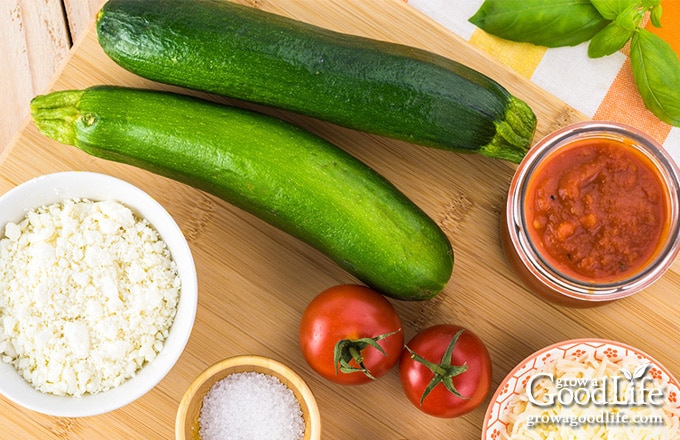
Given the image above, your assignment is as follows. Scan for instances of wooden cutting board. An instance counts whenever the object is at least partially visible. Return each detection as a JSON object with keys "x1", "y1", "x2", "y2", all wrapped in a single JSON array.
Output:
[{"x1": 2, "y1": 1, "x2": 678, "y2": 439}]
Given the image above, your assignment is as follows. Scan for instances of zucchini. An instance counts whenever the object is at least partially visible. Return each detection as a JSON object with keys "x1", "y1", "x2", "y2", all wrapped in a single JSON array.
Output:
[
  {"x1": 30, "y1": 86, "x2": 454, "y2": 301},
  {"x1": 95, "y1": 0, "x2": 537, "y2": 163}
]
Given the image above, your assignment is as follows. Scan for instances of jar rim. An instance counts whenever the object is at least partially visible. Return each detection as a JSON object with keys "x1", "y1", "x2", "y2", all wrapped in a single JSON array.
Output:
[{"x1": 506, "y1": 121, "x2": 680, "y2": 301}]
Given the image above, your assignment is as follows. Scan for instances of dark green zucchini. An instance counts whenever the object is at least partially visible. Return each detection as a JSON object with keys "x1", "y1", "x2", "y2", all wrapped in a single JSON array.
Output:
[
  {"x1": 30, "y1": 86, "x2": 454, "y2": 301},
  {"x1": 95, "y1": 0, "x2": 537, "y2": 163}
]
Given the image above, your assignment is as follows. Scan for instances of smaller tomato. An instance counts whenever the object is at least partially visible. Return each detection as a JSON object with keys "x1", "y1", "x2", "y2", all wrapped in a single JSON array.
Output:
[
  {"x1": 299, "y1": 284, "x2": 404, "y2": 385},
  {"x1": 399, "y1": 324, "x2": 492, "y2": 418}
]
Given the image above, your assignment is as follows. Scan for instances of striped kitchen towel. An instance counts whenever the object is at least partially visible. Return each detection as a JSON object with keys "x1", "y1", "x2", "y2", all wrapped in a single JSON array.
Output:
[{"x1": 407, "y1": 0, "x2": 680, "y2": 161}]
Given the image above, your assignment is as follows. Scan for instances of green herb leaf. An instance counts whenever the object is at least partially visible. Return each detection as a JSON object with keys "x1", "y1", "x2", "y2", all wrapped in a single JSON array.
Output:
[
  {"x1": 587, "y1": 2, "x2": 645, "y2": 58},
  {"x1": 650, "y1": 4, "x2": 663, "y2": 27},
  {"x1": 630, "y1": 29, "x2": 680, "y2": 126},
  {"x1": 615, "y1": 3, "x2": 645, "y2": 31},
  {"x1": 469, "y1": 0, "x2": 609, "y2": 47},
  {"x1": 590, "y1": 0, "x2": 637, "y2": 20},
  {"x1": 588, "y1": 21, "x2": 634, "y2": 58}
]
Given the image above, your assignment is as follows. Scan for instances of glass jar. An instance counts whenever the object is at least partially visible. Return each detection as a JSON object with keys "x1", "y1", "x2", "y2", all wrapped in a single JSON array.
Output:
[{"x1": 502, "y1": 121, "x2": 680, "y2": 307}]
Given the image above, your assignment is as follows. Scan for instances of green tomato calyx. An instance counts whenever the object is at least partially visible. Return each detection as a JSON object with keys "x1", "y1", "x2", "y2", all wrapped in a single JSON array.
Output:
[
  {"x1": 334, "y1": 329, "x2": 402, "y2": 379},
  {"x1": 406, "y1": 329, "x2": 470, "y2": 406}
]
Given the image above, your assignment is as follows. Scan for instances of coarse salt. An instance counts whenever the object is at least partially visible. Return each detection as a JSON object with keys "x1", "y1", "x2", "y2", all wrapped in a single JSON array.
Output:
[
  {"x1": 0, "y1": 198, "x2": 180, "y2": 396},
  {"x1": 199, "y1": 371, "x2": 305, "y2": 440}
]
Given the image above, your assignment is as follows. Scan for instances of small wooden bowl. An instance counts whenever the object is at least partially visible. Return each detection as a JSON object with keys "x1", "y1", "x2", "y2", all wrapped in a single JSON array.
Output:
[{"x1": 176, "y1": 355, "x2": 321, "y2": 440}]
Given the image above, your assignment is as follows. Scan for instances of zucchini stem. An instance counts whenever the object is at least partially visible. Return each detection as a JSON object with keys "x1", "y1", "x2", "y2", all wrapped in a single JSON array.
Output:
[
  {"x1": 30, "y1": 90, "x2": 85, "y2": 146},
  {"x1": 482, "y1": 96, "x2": 537, "y2": 163}
]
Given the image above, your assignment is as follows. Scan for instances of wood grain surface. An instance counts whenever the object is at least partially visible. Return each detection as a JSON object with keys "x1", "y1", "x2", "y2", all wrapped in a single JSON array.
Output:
[
  {"x1": 0, "y1": 0, "x2": 105, "y2": 153},
  {"x1": 2, "y1": 1, "x2": 679, "y2": 439}
]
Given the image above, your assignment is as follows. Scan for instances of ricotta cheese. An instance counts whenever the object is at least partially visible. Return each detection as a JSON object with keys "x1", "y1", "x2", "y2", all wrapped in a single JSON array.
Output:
[{"x1": 0, "y1": 198, "x2": 180, "y2": 397}]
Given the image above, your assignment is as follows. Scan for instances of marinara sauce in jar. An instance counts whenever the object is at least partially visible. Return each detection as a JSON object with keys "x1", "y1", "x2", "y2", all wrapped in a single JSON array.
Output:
[{"x1": 502, "y1": 122, "x2": 680, "y2": 306}]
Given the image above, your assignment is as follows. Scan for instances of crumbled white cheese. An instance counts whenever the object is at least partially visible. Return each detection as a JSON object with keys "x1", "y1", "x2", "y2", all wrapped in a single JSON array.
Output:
[{"x1": 0, "y1": 198, "x2": 180, "y2": 397}]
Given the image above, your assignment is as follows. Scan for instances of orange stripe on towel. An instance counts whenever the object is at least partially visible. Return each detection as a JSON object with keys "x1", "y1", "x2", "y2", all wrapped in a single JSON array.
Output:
[
  {"x1": 593, "y1": 1, "x2": 679, "y2": 144},
  {"x1": 593, "y1": 57, "x2": 671, "y2": 145},
  {"x1": 647, "y1": 0, "x2": 680, "y2": 54}
]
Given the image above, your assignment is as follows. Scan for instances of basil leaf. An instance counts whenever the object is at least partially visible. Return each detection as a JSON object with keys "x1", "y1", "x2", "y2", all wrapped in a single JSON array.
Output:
[
  {"x1": 590, "y1": 0, "x2": 637, "y2": 20},
  {"x1": 630, "y1": 29, "x2": 680, "y2": 126},
  {"x1": 650, "y1": 4, "x2": 663, "y2": 27},
  {"x1": 469, "y1": 0, "x2": 609, "y2": 47},
  {"x1": 615, "y1": 3, "x2": 645, "y2": 31},
  {"x1": 588, "y1": 21, "x2": 634, "y2": 58}
]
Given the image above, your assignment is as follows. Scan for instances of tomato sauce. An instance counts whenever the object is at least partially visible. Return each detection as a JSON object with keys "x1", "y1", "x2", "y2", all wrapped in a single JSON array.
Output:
[{"x1": 525, "y1": 138, "x2": 669, "y2": 283}]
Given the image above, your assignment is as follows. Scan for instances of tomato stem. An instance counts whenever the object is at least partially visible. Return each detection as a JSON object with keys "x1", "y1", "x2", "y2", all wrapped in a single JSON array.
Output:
[
  {"x1": 405, "y1": 328, "x2": 470, "y2": 406},
  {"x1": 334, "y1": 329, "x2": 401, "y2": 379}
]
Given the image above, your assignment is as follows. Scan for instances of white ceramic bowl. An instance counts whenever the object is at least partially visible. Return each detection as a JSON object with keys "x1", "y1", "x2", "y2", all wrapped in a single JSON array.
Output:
[
  {"x1": 0, "y1": 171, "x2": 197, "y2": 417},
  {"x1": 482, "y1": 338, "x2": 680, "y2": 438}
]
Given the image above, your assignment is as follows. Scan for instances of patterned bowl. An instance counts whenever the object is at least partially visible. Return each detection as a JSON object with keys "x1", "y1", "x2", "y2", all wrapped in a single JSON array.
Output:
[{"x1": 482, "y1": 339, "x2": 680, "y2": 439}]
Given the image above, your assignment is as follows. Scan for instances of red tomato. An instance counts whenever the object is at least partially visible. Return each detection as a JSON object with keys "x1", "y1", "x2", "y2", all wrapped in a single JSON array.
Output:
[
  {"x1": 299, "y1": 284, "x2": 404, "y2": 385},
  {"x1": 399, "y1": 324, "x2": 492, "y2": 418}
]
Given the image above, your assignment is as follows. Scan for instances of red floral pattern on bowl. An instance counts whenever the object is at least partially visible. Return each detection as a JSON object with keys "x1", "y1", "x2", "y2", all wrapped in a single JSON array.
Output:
[{"x1": 481, "y1": 339, "x2": 680, "y2": 438}]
